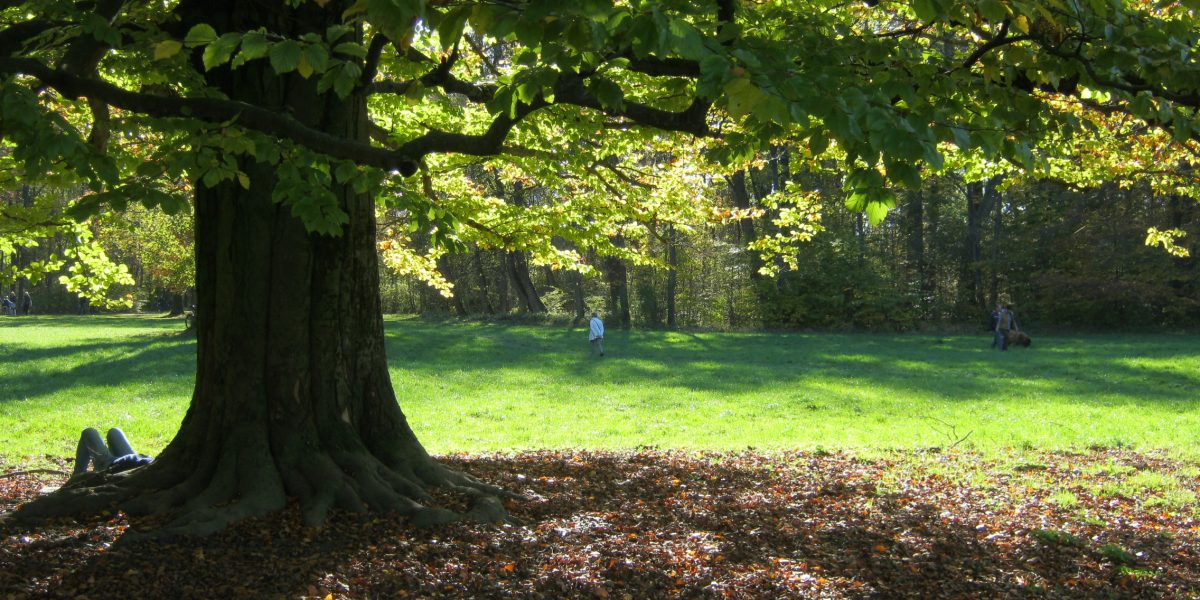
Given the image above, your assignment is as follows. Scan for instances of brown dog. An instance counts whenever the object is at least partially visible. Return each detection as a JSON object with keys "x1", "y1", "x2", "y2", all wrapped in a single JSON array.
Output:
[{"x1": 1006, "y1": 330, "x2": 1032, "y2": 347}]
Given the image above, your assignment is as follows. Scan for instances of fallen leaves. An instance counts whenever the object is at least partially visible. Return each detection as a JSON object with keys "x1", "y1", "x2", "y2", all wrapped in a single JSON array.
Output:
[{"x1": 0, "y1": 448, "x2": 1198, "y2": 598}]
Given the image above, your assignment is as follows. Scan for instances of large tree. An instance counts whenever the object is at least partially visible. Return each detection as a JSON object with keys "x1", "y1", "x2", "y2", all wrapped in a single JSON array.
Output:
[{"x1": 3, "y1": 0, "x2": 1199, "y2": 537}]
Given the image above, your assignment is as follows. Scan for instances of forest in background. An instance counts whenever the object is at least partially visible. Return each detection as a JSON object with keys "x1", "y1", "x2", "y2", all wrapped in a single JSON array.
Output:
[{"x1": 5, "y1": 149, "x2": 1197, "y2": 332}]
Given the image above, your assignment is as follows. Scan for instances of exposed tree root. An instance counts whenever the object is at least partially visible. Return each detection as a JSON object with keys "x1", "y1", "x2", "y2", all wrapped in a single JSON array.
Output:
[{"x1": 6, "y1": 447, "x2": 517, "y2": 540}]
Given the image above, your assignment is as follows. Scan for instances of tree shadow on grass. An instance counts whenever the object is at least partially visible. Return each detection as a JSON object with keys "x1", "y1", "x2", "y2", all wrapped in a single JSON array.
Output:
[
  {"x1": 384, "y1": 321, "x2": 1200, "y2": 409},
  {"x1": 2, "y1": 450, "x2": 1195, "y2": 598},
  {"x1": 0, "y1": 315, "x2": 185, "y2": 330},
  {"x1": 0, "y1": 336, "x2": 195, "y2": 405}
]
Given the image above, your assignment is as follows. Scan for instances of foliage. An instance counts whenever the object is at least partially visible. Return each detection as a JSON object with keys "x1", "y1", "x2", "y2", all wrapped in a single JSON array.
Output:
[
  {"x1": 95, "y1": 203, "x2": 195, "y2": 299},
  {"x1": 3, "y1": 0, "x2": 1200, "y2": 298}
]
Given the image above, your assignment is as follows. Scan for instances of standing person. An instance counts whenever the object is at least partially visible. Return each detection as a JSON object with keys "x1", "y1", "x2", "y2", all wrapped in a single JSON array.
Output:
[
  {"x1": 589, "y1": 311, "x2": 605, "y2": 356},
  {"x1": 993, "y1": 303, "x2": 1014, "y2": 351},
  {"x1": 20, "y1": 290, "x2": 32, "y2": 315},
  {"x1": 2, "y1": 294, "x2": 13, "y2": 316},
  {"x1": 72, "y1": 427, "x2": 154, "y2": 476},
  {"x1": 988, "y1": 304, "x2": 1002, "y2": 348}
]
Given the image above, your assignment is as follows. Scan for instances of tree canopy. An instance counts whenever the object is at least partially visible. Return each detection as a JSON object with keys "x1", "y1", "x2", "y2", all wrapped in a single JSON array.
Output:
[{"x1": 2, "y1": 0, "x2": 1198, "y2": 269}]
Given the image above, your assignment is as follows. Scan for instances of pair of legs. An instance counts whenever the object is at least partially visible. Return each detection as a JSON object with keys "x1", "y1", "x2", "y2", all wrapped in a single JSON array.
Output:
[
  {"x1": 591, "y1": 337, "x2": 604, "y2": 356},
  {"x1": 993, "y1": 329, "x2": 1009, "y2": 351},
  {"x1": 73, "y1": 427, "x2": 136, "y2": 475}
]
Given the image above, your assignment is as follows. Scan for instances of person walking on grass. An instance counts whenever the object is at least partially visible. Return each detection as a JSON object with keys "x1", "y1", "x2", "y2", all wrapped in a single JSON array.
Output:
[
  {"x1": 73, "y1": 427, "x2": 154, "y2": 477},
  {"x1": 20, "y1": 290, "x2": 32, "y2": 315},
  {"x1": 589, "y1": 311, "x2": 605, "y2": 356},
  {"x1": 993, "y1": 303, "x2": 1015, "y2": 351}
]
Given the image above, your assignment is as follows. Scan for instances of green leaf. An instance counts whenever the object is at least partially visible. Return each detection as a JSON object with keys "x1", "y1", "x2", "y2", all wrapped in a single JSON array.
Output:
[
  {"x1": 1173, "y1": 114, "x2": 1192, "y2": 143},
  {"x1": 332, "y1": 42, "x2": 367, "y2": 59},
  {"x1": 202, "y1": 32, "x2": 242, "y2": 71},
  {"x1": 367, "y1": 0, "x2": 420, "y2": 45},
  {"x1": 588, "y1": 77, "x2": 624, "y2": 109},
  {"x1": 184, "y1": 24, "x2": 217, "y2": 47},
  {"x1": 154, "y1": 40, "x2": 183, "y2": 60},
  {"x1": 912, "y1": 0, "x2": 941, "y2": 21},
  {"x1": 326, "y1": 24, "x2": 354, "y2": 43},
  {"x1": 269, "y1": 40, "x2": 303, "y2": 74},
  {"x1": 724, "y1": 77, "x2": 765, "y2": 120},
  {"x1": 886, "y1": 161, "x2": 922, "y2": 189},
  {"x1": 514, "y1": 14, "x2": 545, "y2": 46},
  {"x1": 303, "y1": 43, "x2": 330, "y2": 73},
  {"x1": 978, "y1": 0, "x2": 1009, "y2": 21},
  {"x1": 238, "y1": 31, "x2": 270, "y2": 62},
  {"x1": 668, "y1": 18, "x2": 706, "y2": 60},
  {"x1": 809, "y1": 129, "x2": 829, "y2": 155},
  {"x1": 864, "y1": 197, "x2": 892, "y2": 225},
  {"x1": 437, "y1": 5, "x2": 472, "y2": 51},
  {"x1": 333, "y1": 61, "x2": 362, "y2": 98}
]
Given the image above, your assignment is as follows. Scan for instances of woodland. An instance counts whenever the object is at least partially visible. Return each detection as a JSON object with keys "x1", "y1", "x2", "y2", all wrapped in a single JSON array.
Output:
[{"x1": 0, "y1": 0, "x2": 1199, "y2": 591}]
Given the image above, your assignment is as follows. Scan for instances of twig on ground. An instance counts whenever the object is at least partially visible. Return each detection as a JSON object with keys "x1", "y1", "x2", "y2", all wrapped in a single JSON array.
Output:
[{"x1": 0, "y1": 469, "x2": 68, "y2": 480}]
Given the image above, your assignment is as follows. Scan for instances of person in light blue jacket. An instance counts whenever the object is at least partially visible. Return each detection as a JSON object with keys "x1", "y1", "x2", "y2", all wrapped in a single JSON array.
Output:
[{"x1": 589, "y1": 312, "x2": 605, "y2": 356}]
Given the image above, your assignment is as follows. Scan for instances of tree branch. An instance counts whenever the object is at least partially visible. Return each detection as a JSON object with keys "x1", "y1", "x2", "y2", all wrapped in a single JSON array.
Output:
[
  {"x1": 1, "y1": 57, "x2": 425, "y2": 175},
  {"x1": 359, "y1": 34, "x2": 389, "y2": 87}
]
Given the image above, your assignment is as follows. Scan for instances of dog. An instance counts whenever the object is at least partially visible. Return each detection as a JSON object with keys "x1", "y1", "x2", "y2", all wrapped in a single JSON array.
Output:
[{"x1": 1006, "y1": 330, "x2": 1032, "y2": 347}]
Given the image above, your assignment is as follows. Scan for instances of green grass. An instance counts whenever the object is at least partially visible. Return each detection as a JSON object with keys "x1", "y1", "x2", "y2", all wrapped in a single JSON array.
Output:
[{"x1": 2, "y1": 315, "x2": 1200, "y2": 465}]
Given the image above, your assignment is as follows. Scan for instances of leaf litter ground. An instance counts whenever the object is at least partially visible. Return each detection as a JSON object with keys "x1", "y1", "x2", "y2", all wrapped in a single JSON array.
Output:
[{"x1": 2, "y1": 449, "x2": 1199, "y2": 598}]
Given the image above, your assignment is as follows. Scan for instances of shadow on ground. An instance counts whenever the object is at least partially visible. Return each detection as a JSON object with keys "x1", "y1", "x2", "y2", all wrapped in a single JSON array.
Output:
[{"x1": 2, "y1": 449, "x2": 1196, "y2": 598}]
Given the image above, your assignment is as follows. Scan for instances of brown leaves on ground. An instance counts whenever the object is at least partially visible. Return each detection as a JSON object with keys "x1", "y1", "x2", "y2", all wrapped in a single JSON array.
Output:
[{"x1": 2, "y1": 448, "x2": 1199, "y2": 598}]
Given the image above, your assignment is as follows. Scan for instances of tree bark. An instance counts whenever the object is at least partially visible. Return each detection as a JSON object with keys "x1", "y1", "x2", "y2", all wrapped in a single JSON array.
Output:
[
  {"x1": 14, "y1": 0, "x2": 504, "y2": 537},
  {"x1": 989, "y1": 178, "x2": 1003, "y2": 309},
  {"x1": 603, "y1": 247, "x2": 631, "y2": 329},
  {"x1": 959, "y1": 182, "x2": 985, "y2": 313},
  {"x1": 472, "y1": 249, "x2": 496, "y2": 314},
  {"x1": 904, "y1": 190, "x2": 926, "y2": 315},
  {"x1": 506, "y1": 251, "x2": 547, "y2": 313},
  {"x1": 666, "y1": 224, "x2": 678, "y2": 328}
]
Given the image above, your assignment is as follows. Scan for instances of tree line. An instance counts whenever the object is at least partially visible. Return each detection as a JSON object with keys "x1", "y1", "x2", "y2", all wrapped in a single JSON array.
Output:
[{"x1": 8, "y1": 154, "x2": 1195, "y2": 332}]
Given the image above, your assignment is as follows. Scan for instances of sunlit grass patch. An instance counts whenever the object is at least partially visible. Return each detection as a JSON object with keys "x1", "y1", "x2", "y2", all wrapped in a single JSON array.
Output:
[
  {"x1": 3, "y1": 316, "x2": 1200, "y2": 464},
  {"x1": 1050, "y1": 490, "x2": 1079, "y2": 509}
]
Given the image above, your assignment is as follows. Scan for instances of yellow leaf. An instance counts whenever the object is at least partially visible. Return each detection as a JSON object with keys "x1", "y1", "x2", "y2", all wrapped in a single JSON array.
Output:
[
  {"x1": 1014, "y1": 14, "x2": 1030, "y2": 34},
  {"x1": 154, "y1": 40, "x2": 183, "y2": 60},
  {"x1": 324, "y1": 595, "x2": 333, "y2": 600},
  {"x1": 237, "y1": 172, "x2": 250, "y2": 189},
  {"x1": 297, "y1": 54, "x2": 313, "y2": 78}
]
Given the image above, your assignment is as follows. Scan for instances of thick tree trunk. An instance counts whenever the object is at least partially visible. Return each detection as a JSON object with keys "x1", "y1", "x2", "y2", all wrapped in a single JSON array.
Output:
[
  {"x1": 14, "y1": 0, "x2": 504, "y2": 537},
  {"x1": 959, "y1": 182, "x2": 985, "y2": 313},
  {"x1": 472, "y1": 249, "x2": 496, "y2": 314},
  {"x1": 506, "y1": 251, "x2": 547, "y2": 313},
  {"x1": 604, "y1": 249, "x2": 631, "y2": 329},
  {"x1": 904, "y1": 190, "x2": 926, "y2": 315}
]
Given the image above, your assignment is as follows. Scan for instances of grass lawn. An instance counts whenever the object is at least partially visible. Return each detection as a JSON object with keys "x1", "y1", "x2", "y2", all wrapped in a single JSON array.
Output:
[{"x1": 1, "y1": 315, "x2": 1198, "y2": 464}]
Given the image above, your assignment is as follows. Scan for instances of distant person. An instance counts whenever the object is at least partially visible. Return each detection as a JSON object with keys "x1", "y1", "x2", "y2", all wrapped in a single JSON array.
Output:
[
  {"x1": 2, "y1": 294, "x2": 13, "y2": 316},
  {"x1": 989, "y1": 305, "x2": 1001, "y2": 348},
  {"x1": 993, "y1": 303, "x2": 1016, "y2": 351},
  {"x1": 589, "y1": 311, "x2": 605, "y2": 356},
  {"x1": 20, "y1": 291, "x2": 32, "y2": 315},
  {"x1": 5, "y1": 292, "x2": 16, "y2": 315},
  {"x1": 72, "y1": 427, "x2": 154, "y2": 477}
]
